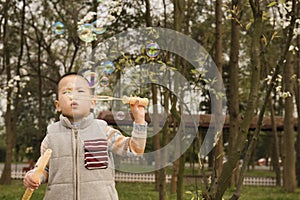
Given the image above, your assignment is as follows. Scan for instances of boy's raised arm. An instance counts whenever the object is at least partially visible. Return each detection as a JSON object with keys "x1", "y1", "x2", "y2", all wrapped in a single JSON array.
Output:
[{"x1": 106, "y1": 100, "x2": 147, "y2": 156}]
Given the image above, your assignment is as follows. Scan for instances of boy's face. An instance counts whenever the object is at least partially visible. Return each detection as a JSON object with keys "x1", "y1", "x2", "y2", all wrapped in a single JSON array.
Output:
[{"x1": 55, "y1": 75, "x2": 95, "y2": 122}]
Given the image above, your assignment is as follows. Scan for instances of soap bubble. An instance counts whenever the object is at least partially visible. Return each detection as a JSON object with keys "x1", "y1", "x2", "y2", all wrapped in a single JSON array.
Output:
[
  {"x1": 83, "y1": 71, "x2": 99, "y2": 88},
  {"x1": 92, "y1": 20, "x2": 107, "y2": 35},
  {"x1": 52, "y1": 22, "x2": 65, "y2": 35},
  {"x1": 103, "y1": 61, "x2": 115, "y2": 75},
  {"x1": 100, "y1": 76, "x2": 109, "y2": 87},
  {"x1": 146, "y1": 43, "x2": 160, "y2": 58},
  {"x1": 115, "y1": 111, "x2": 125, "y2": 120},
  {"x1": 78, "y1": 23, "x2": 95, "y2": 43}
]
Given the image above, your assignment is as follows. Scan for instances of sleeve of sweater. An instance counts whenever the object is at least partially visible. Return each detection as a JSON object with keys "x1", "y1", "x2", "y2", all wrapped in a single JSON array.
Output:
[{"x1": 106, "y1": 122, "x2": 147, "y2": 156}]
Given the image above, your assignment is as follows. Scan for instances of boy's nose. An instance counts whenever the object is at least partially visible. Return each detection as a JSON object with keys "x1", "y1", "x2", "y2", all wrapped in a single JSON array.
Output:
[{"x1": 67, "y1": 94, "x2": 73, "y2": 100}]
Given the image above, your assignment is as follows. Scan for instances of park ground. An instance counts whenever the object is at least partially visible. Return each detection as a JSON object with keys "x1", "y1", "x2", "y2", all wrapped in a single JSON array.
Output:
[
  {"x1": 1, "y1": 180, "x2": 300, "y2": 200},
  {"x1": 1, "y1": 163, "x2": 300, "y2": 199}
]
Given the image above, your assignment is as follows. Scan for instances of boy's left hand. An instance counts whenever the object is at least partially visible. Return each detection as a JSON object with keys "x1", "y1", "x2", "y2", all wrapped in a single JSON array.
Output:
[{"x1": 130, "y1": 100, "x2": 146, "y2": 124}]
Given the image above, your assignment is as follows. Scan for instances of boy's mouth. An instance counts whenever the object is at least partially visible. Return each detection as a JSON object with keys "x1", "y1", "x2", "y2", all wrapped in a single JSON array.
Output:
[{"x1": 71, "y1": 102, "x2": 79, "y2": 108}]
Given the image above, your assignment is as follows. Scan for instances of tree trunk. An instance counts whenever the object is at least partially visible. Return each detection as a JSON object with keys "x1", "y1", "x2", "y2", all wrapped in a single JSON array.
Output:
[
  {"x1": 216, "y1": 1, "x2": 263, "y2": 198},
  {"x1": 177, "y1": 153, "x2": 185, "y2": 200},
  {"x1": 295, "y1": 5, "x2": 300, "y2": 188},
  {"x1": 0, "y1": 0, "x2": 12, "y2": 185},
  {"x1": 37, "y1": 41, "x2": 43, "y2": 159},
  {"x1": 170, "y1": 158, "x2": 179, "y2": 193},
  {"x1": 173, "y1": 0, "x2": 185, "y2": 199},
  {"x1": 214, "y1": 0, "x2": 224, "y2": 177},
  {"x1": 145, "y1": 0, "x2": 152, "y2": 27},
  {"x1": 210, "y1": 0, "x2": 224, "y2": 197},
  {"x1": 227, "y1": 0, "x2": 242, "y2": 188},
  {"x1": 259, "y1": 15, "x2": 281, "y2": 187},
  {"x1": 229, "y1": 6, "x2": 264, "y2": 198},
  {"x1": 158, "y1": 88, "x2": 170, "y2": 200},
  {"x1": 152, "y1": 84, "x2": 161, "y2": 191},
  {"x1": 260, "y1": 25, "x2": 281, "y2": 187},
  {"x1": 144, "y1": 0, "x2": 161, "y2": 193},
  {"x1": 282, "y1": 51, "x2": 296, "y2": 192},
  {"x1": 12, "y1": 0, "x2": 26, "y2": 166},
  {"x1": 270, "y1": 99, "x2": 281, "y2": 186}
]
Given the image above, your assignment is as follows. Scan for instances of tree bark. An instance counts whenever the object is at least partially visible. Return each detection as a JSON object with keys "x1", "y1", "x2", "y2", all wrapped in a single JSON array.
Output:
[
  {"x1": 173, "y1": 0, "x2": 185, "y2": 199},
  {"x1": 282, "y1": 51, "x2": 296, "y2": 192},
  {"x1": 0, "y1": 0, "x2": 13, "y2": 185},
  {"x1": 214, "y1": 0, "x2": 224, "y2": 177},
  {"x1": 12, "y1": 0, "x2": 26, "y2": 165},
  {"x1": 157, "y1": 88, "x2": 171, "y2": 200},
  {"x1": 269, "y1": 98, "x2": 281, "y2": 186},
  {"x1": 210, "y1": 0, "x2": 224, "y2": 197},
  {"x1": 227, "y1": 0, "x2": 242, "y2": 188},
  {"x1": 152, "y1": 84, "x2": 161, "y2": 191},
  {"x1": 216, "y1": 1, "x2": 263, "y2": 198},
  {"x1": 145, "y1": 0, "x2": 152, "y2": 27},
  {"x1": 229, "y1": 3, "x2": 264, "y2": 198},
  {"x1": 295, "y1": 2, "x2": 300, "y2": 188}
]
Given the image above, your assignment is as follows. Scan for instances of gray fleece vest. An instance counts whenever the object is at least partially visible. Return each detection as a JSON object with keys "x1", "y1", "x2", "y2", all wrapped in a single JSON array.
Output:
[{"x1": 44, "y1": 114, "x2": 118, "y2": 200}]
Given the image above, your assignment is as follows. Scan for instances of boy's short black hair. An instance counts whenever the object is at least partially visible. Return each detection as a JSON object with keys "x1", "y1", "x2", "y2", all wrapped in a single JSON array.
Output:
[{"x1": 57, "y1": 72, "x2": 84, "y2": 86}]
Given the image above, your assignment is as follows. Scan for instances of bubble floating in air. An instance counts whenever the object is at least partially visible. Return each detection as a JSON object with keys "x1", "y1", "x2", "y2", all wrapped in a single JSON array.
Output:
[
  {"x1": 53, "y1": 22, "x2": 65, "y2": 35},
  {"x1": 92, "y1": 20, "x2": 107, "y2": 35},
  {"x1": 103, "y1": 61, "x2": 115, "y2": 75},
  {"x1": 116, "y1": 111, "x2": 125, "y2": 120},
  {"x1": 100, "y1": 76, "x2": 109, "y2": 87},
  {"x1": 146, "y1": 43, "x2": 160, "y2": 58},
  {"x1": 78, "y1": 23, "x2": 95, "y2": 43},
  {"x1": 84, "y1": 71, "x2": 99, "y2": 88}
]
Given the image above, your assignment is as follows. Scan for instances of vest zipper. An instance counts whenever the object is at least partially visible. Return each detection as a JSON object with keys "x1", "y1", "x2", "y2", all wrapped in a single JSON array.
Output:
[{"x1": 74, "y1": 128, "x2": 79, "y2": 200}]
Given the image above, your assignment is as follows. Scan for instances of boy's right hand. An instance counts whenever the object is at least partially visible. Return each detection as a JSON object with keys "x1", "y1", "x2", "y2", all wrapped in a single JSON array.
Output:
[{"x1": 23, "y1": 170, "x2": 41, "y2": 190}]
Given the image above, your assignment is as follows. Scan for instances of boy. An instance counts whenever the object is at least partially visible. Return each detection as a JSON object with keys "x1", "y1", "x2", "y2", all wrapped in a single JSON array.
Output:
[{"x1": 23, "y1": 72, "x2": 147, "y2": 200}]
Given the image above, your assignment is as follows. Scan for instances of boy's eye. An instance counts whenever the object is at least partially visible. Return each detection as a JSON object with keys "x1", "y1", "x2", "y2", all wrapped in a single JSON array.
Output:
[{"x1": 64, "y1": 89, "x2": 72, "y2": 94}]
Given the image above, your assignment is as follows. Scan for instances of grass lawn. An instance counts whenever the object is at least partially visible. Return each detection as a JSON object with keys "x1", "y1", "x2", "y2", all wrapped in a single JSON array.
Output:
[{"x1": 1, "y1": 180, "x2": 300, "y2": 200}]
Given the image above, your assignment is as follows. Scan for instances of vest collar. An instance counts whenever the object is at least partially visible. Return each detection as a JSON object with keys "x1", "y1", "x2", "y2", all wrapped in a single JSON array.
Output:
[{"x1": 60, "y1": 113, "x2": 94, "y2": 129}]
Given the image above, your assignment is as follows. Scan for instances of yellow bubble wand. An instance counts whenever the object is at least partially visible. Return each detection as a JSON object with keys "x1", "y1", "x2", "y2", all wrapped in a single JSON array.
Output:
[{"x1": 70, "y1": 94, "x2": 149, "y2": 107}]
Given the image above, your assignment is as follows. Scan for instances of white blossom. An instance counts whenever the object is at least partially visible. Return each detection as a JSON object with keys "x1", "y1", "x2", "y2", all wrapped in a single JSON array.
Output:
[
  {"x1": 14, "y1": 75, "x2": 21, "y2": 81},
  {"x1": 294, "y1": 27, "x2": 300, "y2": 36},
  {"x1": 20, "y1": 82, "x2": 27, "y2": 88},
  {"x1": 20, "y1": 68, "x2": 28, "y2": 75},
  {"x1": 276, "y1": 75, "x2": 282, "y2": 82},
  {"x1": 265, "y1": 75, "x2": 272, "y2": 85},
  {"x1": 276, "y1": 86, "x2": 282, "y2": 92},
  {"x1": 23, "y1": 76, "x2": 30, "y2": 81},
  {"x1": 13, "y1": 87, "x2": 18, "y2": 93},
  {"x1": 280, "y1": 91, "x2": 291, "y2": 98},
  {"x1": 8, "y1": 79, "x2": 15, "y2": 87},
  {"x1": 284, "y1": 1, "x2": 293, "y2": 12}
]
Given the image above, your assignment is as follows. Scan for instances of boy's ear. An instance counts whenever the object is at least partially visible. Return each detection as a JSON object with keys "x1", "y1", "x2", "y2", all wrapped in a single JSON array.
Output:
[{"x1": 55, "y1": 100, "x2": 62, "y2": 112}]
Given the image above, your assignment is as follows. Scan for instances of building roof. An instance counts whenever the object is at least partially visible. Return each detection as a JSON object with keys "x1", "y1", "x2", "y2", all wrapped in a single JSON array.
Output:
[{"x1": 97, "y1": 111, "x2": 295, "y2": 131}]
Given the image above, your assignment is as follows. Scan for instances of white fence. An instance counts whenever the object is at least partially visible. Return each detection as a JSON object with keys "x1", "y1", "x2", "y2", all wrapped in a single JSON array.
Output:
[
  {"x1": 10, "y1": 170, "x2": 27, "y2": 179},
  {"x1": 1, "y1": 170, "x2": 279, "y2": 186},
  {"x1": 116, "y1": 172, "x2": 172, "y2": 183},
  {"x1": 243, "y1": 176, "x2": 278, "y2": 186}
]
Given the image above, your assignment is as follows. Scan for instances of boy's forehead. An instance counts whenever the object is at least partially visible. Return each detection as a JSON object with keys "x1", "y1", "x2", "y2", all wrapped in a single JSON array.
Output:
[{"x1": 58, "y1": 75, "x2": 89, "y2": 89}]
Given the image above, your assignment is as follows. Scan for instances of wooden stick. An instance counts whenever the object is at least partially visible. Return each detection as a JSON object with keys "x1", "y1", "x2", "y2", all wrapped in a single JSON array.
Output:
[{"x1": 22, "y1": 149, "x2": 52, "y2": 200}]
